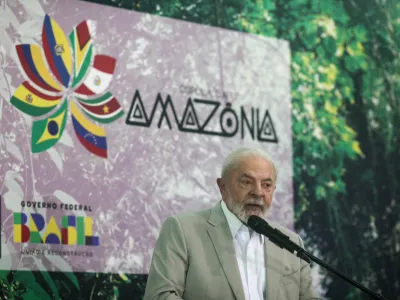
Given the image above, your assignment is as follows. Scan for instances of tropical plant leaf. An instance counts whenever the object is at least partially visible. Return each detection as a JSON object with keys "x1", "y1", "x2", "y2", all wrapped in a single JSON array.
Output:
[
  {"x1": 32, "y1": 257, "x2": 60, "y2": 299},
  {"x1": 45, "y1": 256, "x2": 79, "y2": 289},
  {"x1": 14, "y1": 271, "x2": 51, "y2": 300},
  {"x1": 47, "y1": 148, "x2": 63, "y2": 173}
]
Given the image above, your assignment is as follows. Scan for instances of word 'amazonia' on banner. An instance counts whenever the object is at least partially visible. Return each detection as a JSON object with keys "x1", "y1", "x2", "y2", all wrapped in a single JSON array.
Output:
[{"x1": 125, "y1": 90, "x2": 279, "y2": 143}]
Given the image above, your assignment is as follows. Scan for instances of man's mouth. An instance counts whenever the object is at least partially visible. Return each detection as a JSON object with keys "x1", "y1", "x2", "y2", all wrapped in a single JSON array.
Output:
[{"x1": 245, "y1": 204, "x2": 263, "y2": 210}]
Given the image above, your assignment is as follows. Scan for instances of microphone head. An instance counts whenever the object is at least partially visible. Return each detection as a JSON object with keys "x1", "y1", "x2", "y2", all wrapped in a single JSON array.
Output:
[{"x1": 247, "y1": 215, "x2": 265, "y2": 232}]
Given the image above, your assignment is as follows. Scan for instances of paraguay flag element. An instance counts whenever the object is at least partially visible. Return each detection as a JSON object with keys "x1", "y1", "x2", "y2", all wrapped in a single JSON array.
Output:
[{"x1": 9, "y1": 14, "x2": 123, "y2": 158}]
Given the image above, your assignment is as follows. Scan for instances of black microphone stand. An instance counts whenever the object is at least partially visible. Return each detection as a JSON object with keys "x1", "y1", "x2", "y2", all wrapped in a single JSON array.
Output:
[
  {"x1": 247, "y1": 216, "x2": 390, "y2": 300},
  {"x1": 296, "y1": 248, "x2": 389, "y2": 300}
]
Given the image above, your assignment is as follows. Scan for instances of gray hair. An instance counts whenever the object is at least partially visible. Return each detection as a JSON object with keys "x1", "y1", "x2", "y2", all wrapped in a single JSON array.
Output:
[{"x1": 221, "y1": 147, "x2": 278, "y2": 181}]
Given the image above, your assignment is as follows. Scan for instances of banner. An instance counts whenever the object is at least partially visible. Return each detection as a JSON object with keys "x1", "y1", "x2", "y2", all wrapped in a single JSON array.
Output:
[{"x1": 0, "y1": 0, "x2": 292, "y2": 274}]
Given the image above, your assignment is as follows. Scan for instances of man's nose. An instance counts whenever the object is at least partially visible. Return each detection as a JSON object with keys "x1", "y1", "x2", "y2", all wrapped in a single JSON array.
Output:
[{"x1": 251, "y1": 182, "x2": 264, "y2": 197}]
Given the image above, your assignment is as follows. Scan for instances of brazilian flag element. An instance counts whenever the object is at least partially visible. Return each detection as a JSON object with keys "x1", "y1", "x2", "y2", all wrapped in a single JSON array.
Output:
[
  {"x1": 69, "y1": 20, "x2": 93, "y2": 89},
  {"x1": 31, "y1": 100, "x2": 68, "y2": 153},
  {"x1": 76, "y1": 92, "x2": 124, "y2": 124},
  {"x1": 10, "y1": 81, "x2": 62, "y2": 117}
]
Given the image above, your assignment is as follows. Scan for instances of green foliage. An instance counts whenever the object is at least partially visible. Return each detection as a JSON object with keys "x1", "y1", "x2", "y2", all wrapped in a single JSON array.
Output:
[{"x1": 0, "y1": 270, "x2": 145, "y2": 299}]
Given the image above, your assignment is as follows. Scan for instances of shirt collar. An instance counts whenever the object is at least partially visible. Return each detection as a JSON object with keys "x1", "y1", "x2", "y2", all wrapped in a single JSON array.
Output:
[{"x1": 220, "y1": 200, "x2": 265, "y2": 244}]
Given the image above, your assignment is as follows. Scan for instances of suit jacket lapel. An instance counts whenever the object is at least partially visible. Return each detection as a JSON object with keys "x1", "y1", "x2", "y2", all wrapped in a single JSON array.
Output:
[
  {"x1": 207, "y1": 202, "x2": 245, "y2": 300},
  {"x1": 265, "y1": 233, "x2": 284, "y2": 300}
]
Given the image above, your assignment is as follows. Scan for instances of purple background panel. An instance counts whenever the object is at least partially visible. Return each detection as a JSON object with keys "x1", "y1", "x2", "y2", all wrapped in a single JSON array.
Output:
[{"x1": 0, "y1": 0, "x2": 292, "y2": 273}]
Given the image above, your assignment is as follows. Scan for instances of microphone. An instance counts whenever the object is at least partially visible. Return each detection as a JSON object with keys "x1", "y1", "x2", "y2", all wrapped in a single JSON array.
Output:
[
  {"x1": 247, "y1": 215, "x2": 390, "y2": 300},
  {"x1": 247, "y1": 215, "x2": 310, "y2": 263}
]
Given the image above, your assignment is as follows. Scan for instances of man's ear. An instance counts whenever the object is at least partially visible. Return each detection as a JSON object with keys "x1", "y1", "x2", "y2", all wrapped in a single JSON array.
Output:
[{"x1": 216, "y1": 178, "x2": 225, "y2": 195}]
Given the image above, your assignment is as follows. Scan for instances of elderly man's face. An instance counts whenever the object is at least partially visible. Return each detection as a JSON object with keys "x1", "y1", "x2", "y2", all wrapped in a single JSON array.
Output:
[{"x1": 217, "y1": 155, "x2": 276, "y2": 222}]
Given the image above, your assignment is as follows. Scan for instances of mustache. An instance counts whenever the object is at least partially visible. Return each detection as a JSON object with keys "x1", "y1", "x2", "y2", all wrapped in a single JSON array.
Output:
[{"x1": 242, "y1": 198, "x2": 265, "y2": 206}]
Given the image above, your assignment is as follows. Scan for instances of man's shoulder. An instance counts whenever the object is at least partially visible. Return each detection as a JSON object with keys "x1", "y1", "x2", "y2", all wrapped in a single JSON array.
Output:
[
  {"x1": 165, "y1": 203, "x2": 217, "y2": 228},
  {"x1": 173, "y1": 206, "x2": 213, "y2": 224}
]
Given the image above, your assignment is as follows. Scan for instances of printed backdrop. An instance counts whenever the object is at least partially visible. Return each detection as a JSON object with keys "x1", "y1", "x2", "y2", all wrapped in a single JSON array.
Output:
[{"x1": 0, "y1": 0, "x2": 292, "y2": 274}]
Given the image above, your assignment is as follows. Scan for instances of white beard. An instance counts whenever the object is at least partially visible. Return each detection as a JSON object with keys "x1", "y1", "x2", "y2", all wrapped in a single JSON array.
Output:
[{"x1": 227, "y1": 190, "x2": 269, "y2": 223}]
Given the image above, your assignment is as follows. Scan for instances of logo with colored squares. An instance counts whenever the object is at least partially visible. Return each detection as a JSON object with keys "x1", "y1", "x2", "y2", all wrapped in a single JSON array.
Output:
[
  {"x1": 10, "y1": 15, "x2": 123, "y2": 158},
  {"x1": 14, "y1": 213, "x2": 99, "y2": 246}
]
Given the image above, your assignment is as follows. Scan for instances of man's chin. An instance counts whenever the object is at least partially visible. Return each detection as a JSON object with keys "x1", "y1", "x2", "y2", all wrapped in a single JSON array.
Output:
[
  {"x1": 243, "y1": 208, "x2": 269, "y2": 221},
  {"x1": 233, "y1": 213, "x2": 264, "y2": 224},
  {"x1": 228, "y1": 201, "x2": 269, "y2": 222}
]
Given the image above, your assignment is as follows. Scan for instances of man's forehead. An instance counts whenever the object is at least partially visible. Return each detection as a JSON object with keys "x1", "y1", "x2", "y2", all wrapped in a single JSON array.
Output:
[
  {"x1": 230, "y1": 156, "x2": 275, "y2": 178},
  {"x1": 236, "y1": 156, "x2": 274, "y2": 170},
  {"x1": 238, "y1": 171, "x2": 274, "y2": 179}
]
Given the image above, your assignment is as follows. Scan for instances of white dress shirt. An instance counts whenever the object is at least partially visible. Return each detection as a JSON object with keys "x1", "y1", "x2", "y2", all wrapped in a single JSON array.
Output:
[{"x1": 221, "y1": 200, "x2": 266, "y2": 300}]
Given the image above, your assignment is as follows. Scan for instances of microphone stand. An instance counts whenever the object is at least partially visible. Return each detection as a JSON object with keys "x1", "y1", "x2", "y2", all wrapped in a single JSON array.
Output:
[
  {"x1": 247, "y1": 216, "x2": 390, "y2": 300},
  {"x1": 295, "y1": 248, "x2": 389, "y2": 300}
]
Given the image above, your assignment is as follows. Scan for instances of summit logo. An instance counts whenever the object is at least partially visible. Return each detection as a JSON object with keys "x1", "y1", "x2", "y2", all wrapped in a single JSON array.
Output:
[{"x1": 10, "y1": 15, "x2": 124, "y2": 158}]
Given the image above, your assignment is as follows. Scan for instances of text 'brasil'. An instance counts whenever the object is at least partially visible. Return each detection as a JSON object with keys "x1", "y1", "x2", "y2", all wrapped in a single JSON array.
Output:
[{"x1": 14, "y1": 213, "x2": 100, "y2": 246}]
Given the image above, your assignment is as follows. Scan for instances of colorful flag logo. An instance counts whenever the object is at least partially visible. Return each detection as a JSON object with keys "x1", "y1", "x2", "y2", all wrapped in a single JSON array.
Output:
[{"x1": 10, "y1": 15, "x2": 123, "y2": 158}]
